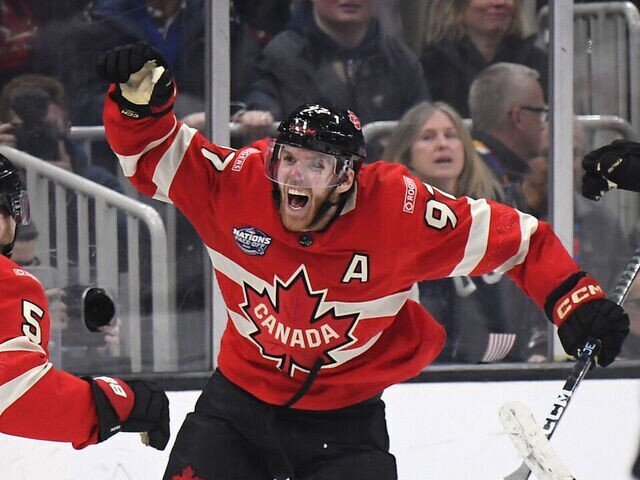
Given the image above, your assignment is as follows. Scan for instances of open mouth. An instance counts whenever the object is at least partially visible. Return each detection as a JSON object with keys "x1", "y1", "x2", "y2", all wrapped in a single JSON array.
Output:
[
  {"x1": 434, "y1": 157, "x2": 453, "y2": 164},
  {"x1": 287, "y1": 188, "x2": 310, "y2": 210}
]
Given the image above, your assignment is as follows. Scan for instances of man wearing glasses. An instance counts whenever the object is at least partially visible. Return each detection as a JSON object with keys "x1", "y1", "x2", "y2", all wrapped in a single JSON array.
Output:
[{"x1": 469, "y1": 62, "x2": 548, "y2": 187}]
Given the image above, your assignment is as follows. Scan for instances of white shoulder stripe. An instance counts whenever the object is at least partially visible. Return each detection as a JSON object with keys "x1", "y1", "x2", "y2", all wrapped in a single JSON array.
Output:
[
  {"x1": 494, "y1": 212, "x2": 539, "y2": 273},
  {"x1": 0, "y1": 337, "x2": 46, "y2": 356},
  {"x1": 116, "y1": 118, "x2": 178, "y2": 177},
  {"x1": 0, "y1": 362, "x2": 53, "y2": 416},
  {"x1": 151, "y1": 123, "x2": 198, "y2": 203},
  {"x1": 207, "y1": 247, "x2": 411, "y2": 320},
  {"x1": 449, "y1": 197, "x2": 491, "y2": 277}
]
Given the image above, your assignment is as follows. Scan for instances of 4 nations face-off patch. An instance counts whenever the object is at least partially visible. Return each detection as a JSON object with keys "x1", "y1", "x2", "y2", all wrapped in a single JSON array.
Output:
[{"x1": 233, "y1": 226, "x2": 272, "y2": 256}]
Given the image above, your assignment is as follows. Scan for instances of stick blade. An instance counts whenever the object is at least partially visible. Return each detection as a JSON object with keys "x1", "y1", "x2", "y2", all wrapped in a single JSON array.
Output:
[{"x1": 499, "y1": 401, "x2": 575, "y2": 480}]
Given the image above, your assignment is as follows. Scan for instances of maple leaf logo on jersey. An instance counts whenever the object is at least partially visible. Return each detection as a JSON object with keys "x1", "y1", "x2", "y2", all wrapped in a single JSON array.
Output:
[{"x1": 240, "y1": 267, "x2": 360, "y2": 377}]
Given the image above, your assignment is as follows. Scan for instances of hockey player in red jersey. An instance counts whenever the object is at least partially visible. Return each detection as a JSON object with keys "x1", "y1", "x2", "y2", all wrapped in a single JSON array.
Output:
[
  {"x1": 0, "y1": 154, "x2": 169, "y2": 450},
  {"x1": 98, "y1": 43, "x2": 629, "y2": 480}
]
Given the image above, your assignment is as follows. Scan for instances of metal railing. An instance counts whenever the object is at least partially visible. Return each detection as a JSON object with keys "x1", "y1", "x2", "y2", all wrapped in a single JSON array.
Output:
[
  {"x1": 538, "y1": 2, "x2": 640, "y2": 131},
  {"x1": 362, "y1": 114, "x2": 640, "y2": 146},
  {"x1": 0, "y1": 146, "x2": 175, "y2": 372}
]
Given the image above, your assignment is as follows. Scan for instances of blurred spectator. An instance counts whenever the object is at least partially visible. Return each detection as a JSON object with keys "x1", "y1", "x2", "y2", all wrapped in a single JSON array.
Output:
[
  {"x1": 469, "y1": 62, "x2": 548, "y2": 189},
  {"x1": 11, "y1": 222, "x2": 127, "y2": 373},
  {"x1": 231, "y1": 1, "x2": 293, "y2": 103},
  {"x1": 33, "y1": 0, "x2": 205, "y2": 126},
  {"x1": 0, "y1": 74, "x2": 127, "y2": 271},
  {"x1": 0, "y1": 0, "x2": 39, "y2": 89},
  {"x1": 567, "y1": 119, "x2": 630, "y2": 293},
  {"x1": 421, "y1": 0, "x2": 548, "y2": 118},
  {"x1": 0, "y1": 74, "x2": 123, "y2": 192},
  {"x1": 238, "y1": 0, "x2": 429, "y2": 140},
  {"x1": 382, "y1": 101, "x2": 535, "y2": 363}
]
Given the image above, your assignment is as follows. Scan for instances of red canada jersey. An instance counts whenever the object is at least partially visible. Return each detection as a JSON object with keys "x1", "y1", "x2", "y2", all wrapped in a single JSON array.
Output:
[
  {"x1": 0, "y1": 255, "x2": 100, "y2": 448},
  {"x1": 104, "y1": 86, "x2": 582, "y2": 410}
]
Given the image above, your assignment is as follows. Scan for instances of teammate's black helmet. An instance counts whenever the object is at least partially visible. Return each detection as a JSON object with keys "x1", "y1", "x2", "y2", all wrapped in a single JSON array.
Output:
[
  {"x1": 0, "y1": 154, "x2": 29, "y2": 225},
  {"x1": 271, "y1": 104, "x2": 366, "y2": 181}
]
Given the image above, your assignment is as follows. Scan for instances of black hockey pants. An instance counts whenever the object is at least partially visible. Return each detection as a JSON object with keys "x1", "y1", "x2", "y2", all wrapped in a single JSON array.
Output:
[{"x1": 163, "y1": 369, "x2": 397, "y2": 480}]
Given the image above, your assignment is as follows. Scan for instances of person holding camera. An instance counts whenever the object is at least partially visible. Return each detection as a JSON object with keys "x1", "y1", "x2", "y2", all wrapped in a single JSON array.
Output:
[
  {"x1": 0, "y1": 153, "x2": 169, "y2": 450},
  {"x1": 11, "y1": 222, "x2": 125, "y2": 370},
  {"x1": 0, "y1": 73, "x2": 123, "y2": 191}
]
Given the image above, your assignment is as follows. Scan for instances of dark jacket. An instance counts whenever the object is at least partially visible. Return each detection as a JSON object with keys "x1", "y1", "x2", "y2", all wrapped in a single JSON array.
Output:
[
  {"x1": 474, "y1": 132, "x2": 531, "y2": 185},
  {"x1": 244, "y1": 10, "x2": 429, "y2": 123},
  {"x1": 33, "y1": 0, "x2": 205, "y2": 125},
  {"x1": 419, "y1": 274, "x2": 535, "y2": 363},
  {"x1": 421, "y1": 34, "x2": 548, "y2": 117}
]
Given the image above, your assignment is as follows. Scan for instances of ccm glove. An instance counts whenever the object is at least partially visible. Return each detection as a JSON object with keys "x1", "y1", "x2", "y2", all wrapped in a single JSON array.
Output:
[
  {"x1": 86, "y1": 376, "x2": 170, "y2": 450},
  {"x1": 545, "y1": 272, "x2": 629, "y2": 366},
  {"x1": 97, "y1": 42, "x2": 174, "y2": 118},
  {"x1": 582, "y1": 139, "x2": 640, "y2": 200}
]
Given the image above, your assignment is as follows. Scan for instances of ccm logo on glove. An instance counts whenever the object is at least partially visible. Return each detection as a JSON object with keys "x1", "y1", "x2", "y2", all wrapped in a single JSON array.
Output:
[{"x1": 554, "y1": 276, "x2": 605, "y2": 324}]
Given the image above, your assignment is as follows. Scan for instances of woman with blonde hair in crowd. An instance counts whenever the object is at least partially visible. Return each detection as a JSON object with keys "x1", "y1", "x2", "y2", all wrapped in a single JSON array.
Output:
[
  {"x1": 383, "y1": 101, "x2": 502, "y2": 200},
  {"x1": 420, "y1": 0, "x2": 547, "y2": 117},
  {"x1": 382, "y1": 101, "x2": 541, "y2": 363}
]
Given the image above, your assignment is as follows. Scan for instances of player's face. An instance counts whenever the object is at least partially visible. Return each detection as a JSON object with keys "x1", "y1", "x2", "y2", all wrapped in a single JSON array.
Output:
[
  {"x1": 274, "y1": 145, "x2": 354, "y2": 231},
  {"x1": 409, "y1": 110, "x2": 464, "y2": 193},
  {"x1": 0, "y1": 206, "x2": 16, "y2": 250}
]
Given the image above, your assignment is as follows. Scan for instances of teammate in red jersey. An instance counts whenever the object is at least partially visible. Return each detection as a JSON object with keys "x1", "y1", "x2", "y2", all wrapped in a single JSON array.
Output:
[
  {"x1": 98, "y1": 42, "x2": 629, "y2": 480},
  {"x1": 0, "y1": 154, "x2": 169, "y2": 450}
]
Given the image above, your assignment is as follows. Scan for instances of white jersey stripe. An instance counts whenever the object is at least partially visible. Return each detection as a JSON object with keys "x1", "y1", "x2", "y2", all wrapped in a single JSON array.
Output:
[
  {"x1": 116, "y1": 118, "x2": 178, "y2": 177},
  {"x1": 151, "y1": 124, "x2": 198, "y2": 203},
  {"x1": 0, "y1": 362, "x2": 53, "y2": 416},
  {"x1": 449, "y1": 198, "x2": 491, "y2": 277},
  {"x1": 0, "y1": 337, "x2": 46, "y2": 355},
  {"x1": 207, "y1": 247, "x2": 412, "y2": 319},
  {"x1": 494, "y1": 212, "x2": 539, "y2": 274}
]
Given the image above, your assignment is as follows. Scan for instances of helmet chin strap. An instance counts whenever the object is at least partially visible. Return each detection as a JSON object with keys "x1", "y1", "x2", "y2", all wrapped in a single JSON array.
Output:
[{"x1": 307, "y1": 184, "x2": 343, "y2": 231}]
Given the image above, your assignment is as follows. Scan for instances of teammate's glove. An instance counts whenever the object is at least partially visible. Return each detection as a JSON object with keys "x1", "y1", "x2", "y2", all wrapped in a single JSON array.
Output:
[
  {"x1": 96, "y1": 42, "x2": 174, "y2": 119},
  {"x1": 85, "y1": 376, "x2": 170, "y2": 450},
  {"x1": 582, "y1": 139, "x2": 640, "y2": 200},
  {"x1": 545, "y1": 272, "x2": 629, "y2": 366}
]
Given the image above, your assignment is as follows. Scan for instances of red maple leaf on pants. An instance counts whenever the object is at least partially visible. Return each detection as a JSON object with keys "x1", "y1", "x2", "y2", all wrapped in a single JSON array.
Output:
[
  {"x1": 172, "y1": 466, "x2": 204, "y2": 480},
  {"x1": 240, "y1": 267, "x2": 359, "y2": 376}
]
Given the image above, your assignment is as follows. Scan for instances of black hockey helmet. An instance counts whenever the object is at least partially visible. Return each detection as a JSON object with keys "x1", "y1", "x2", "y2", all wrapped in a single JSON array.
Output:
[
  {"x1": 0, "y1": 154, "x2": 29, "y2": 225},
  {"x1": 266, "y1": 104, "x2": 366, "y2": 186}
]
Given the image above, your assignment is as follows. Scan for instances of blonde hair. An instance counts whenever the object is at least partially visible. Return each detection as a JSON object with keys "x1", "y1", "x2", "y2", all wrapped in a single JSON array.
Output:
[
  {"x1": 383, "y1": 101, "x2": 503, "y2": 200},
  {"x1": 425, "y1": 0, "x2": 531, "y2": 45}
]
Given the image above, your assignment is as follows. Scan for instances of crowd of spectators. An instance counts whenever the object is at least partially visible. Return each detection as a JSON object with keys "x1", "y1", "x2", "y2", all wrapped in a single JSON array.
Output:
[{"x1": 1, "y1": 0, "x2": 640, "y2": 370}]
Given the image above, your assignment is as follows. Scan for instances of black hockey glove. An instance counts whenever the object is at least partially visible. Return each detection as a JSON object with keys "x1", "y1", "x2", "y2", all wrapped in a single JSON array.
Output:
[
  {"x1": 97, "y1": 42, "x2": 174, "y2": 119},
  {"x1": 121, "y1": 380, "x2": 170, "y2": 450},
  {"x1": 86, "y1": 376, "x2": 170, "y2": 450},
  {"x1": 582, "y1": 139, "x2": 640, "y2": 200},
  {"x1": 545, "y1": 272, "x2": 629, "y2": 366}
]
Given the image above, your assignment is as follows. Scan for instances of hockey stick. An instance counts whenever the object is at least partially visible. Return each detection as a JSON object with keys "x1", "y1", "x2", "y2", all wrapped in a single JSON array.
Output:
[{"x1": 500, "y1": 243, "x2": 640, "y2": 480}]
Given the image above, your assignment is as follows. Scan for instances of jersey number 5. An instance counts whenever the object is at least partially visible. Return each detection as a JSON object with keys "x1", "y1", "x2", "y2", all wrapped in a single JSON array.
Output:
[{"x1": 22, "y1": 300, "x2": 44, "y2": 345}]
